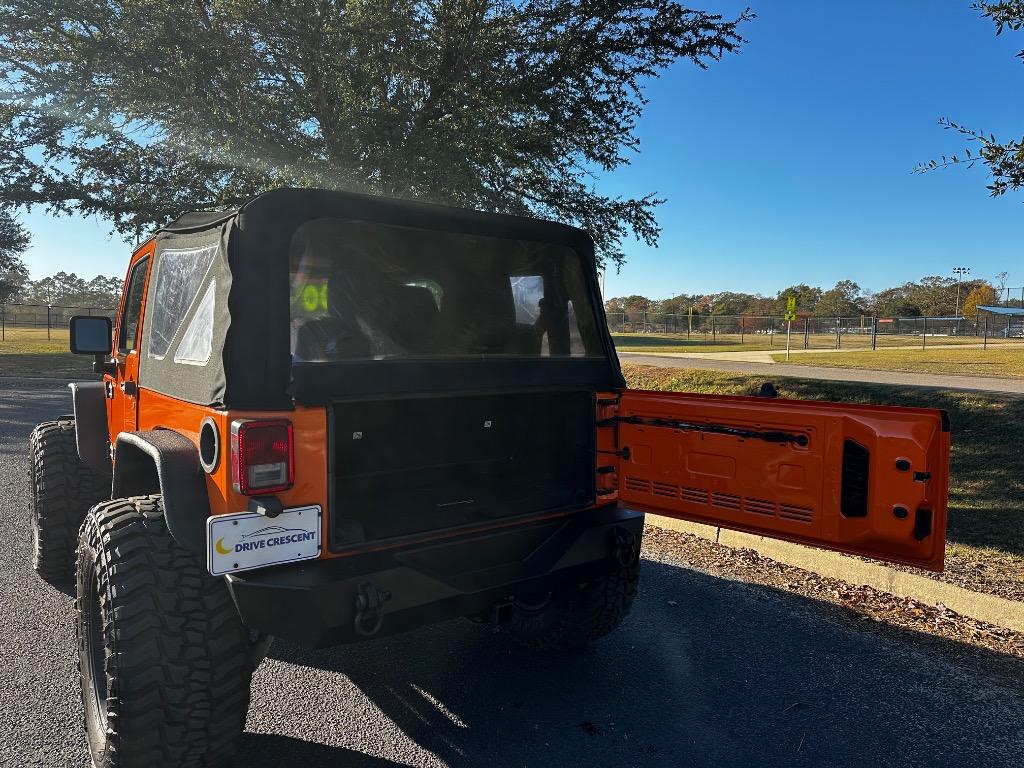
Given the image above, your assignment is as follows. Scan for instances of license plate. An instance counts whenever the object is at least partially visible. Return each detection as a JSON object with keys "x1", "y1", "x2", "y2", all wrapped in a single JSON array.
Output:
[{"x1": 206, "y1": 506, "x2": 322, "y2": 576}]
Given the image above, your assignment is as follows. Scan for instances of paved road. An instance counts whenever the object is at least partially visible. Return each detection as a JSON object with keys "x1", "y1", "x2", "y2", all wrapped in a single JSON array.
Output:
[
  {"x1": 620, "y1": 352, "x2": 1024, "y2": 395},
  {"x1": 2, "y1": 379, "x2": 1023, "y2": 767}
]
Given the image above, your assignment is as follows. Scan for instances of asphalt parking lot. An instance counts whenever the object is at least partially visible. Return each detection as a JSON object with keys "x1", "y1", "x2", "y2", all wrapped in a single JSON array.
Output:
[{"x1": 2, "y1": 378, "x2": 1022, "y2": 768}]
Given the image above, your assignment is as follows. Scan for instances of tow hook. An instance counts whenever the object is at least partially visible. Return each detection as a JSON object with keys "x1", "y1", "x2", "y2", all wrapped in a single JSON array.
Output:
[
  {"x1": 610, "y1": 527, "x2": 640, "y2": 569},
  {"x1": 354, "y1": 583, "x2": 392, "y2": 637}
]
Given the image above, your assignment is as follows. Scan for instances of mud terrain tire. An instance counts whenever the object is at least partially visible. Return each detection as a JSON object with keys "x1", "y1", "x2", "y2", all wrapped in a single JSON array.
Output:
[
  {"x1": 76, "y1": 495, "x2": 253, "y2": 768},
  {"x1": 505, "y1": 561, "x2": 640, "y2": 652},
  {"x1": 29, "y1": 418, "x2": 108, "y2": 582}
]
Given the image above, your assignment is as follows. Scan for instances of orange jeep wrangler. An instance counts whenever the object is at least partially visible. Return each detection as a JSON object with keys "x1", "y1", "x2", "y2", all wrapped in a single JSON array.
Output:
[{"x1": 29, "y1": 188, "x2": 950, "y2": 768}]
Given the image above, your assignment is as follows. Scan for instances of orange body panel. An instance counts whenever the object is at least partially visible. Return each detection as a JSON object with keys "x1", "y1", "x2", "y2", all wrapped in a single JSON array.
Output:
[
  {"x1": 614, "y1": 390, "x2": 950, "y2": 571},
  {"x1": 104, "y1": 236, "x2": 338, "y2": 556},
  {"x1": 134, "y1": 389, "x2": 334, "y2": 554},
  {"x1": 105, "y1": 241, "x2": 156, "y2": 440}
]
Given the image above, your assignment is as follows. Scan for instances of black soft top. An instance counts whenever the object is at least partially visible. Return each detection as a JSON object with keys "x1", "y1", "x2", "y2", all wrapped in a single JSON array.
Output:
[
  {"x1": 138, "y1": 188, "x2": 622, "y2": 409},
  {"x1": 160, "y1": 209, "x2": 239, "y2": 233}
]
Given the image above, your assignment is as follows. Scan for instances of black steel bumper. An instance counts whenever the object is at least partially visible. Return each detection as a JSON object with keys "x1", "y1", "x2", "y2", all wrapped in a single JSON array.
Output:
[{"x1": 225, "y1": 505, "x2": 644, "y2": 648}]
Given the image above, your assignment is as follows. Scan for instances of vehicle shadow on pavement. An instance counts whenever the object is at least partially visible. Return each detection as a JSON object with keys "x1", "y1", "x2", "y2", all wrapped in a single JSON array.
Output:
[{"x1": 264, "y1": 559, "x2": 1024, "y2": 768}]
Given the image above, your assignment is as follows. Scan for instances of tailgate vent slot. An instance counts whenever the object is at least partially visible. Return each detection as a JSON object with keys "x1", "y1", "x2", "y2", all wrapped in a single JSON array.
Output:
[
  {"x1": 779, "y1": 503, "x2": 814, "y2": 523},
  {"x1": 841, "y1": 440, "x2": 870, "y2": 518},
  {"x1": 624, "y1": 477, "x2": 651, "y2": 494},
  {"x1": 652, "y1": 481, "x2": 678, "y2": 498},
  {"x1": 681, "y1": 486, "x2": 709, "y2": 505},
  {"x1": 711, "y1": 492, "x2": 741, "y2": 511},
  {"x1": 744, "y1": 497, "x2": 776, "y2": 517}
]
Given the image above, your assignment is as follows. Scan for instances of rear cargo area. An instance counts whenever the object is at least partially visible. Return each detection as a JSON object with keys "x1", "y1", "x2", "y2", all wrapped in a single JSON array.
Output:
[{"x1": 330, "y1": 390, "x2": 595, "y2": 548}]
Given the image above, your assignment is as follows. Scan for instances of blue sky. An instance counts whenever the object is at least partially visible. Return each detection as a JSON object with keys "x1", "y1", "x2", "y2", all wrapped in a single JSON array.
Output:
[{"x1": 18, "y1": 0, "x2": 1024, "y2": 300}]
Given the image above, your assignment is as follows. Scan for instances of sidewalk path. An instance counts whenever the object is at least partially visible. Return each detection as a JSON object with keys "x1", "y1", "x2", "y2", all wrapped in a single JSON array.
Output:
[{"x1": 619, "y1": 352, "x2": 1024, "y2": 395}]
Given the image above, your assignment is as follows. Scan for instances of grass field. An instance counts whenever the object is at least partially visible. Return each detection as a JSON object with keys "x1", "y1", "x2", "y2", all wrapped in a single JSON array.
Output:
[
  {"x1": 0, "y1": 329, "x2": 94, "y2": 378},
  {"x1": 613, "y1": 331, "x2": 1022, "y2": 355},
  {"x1": 612, "y1": 333, "x2": 779, "y2": 353},
  {"x1": 1, "y1": 326, "x2": 70, "y2": 342},
  {"x1": 771, "y1": 347, "x2": 1024, "y2": 378},
  {"x1": 622, "y1": 363, "x2": 1024, "y2": 602}
]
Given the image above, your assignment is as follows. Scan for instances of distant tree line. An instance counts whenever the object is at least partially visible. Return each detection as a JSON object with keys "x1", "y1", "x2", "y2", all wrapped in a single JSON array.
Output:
[
  {"x1": 605, "y1": 275, "x2": 1012, "y2": 320},
  {"x1": 13, "y1": 271, "x2": 123, "y2": 308},
  {"x1": 1, "y1": 204, "x2": 1014, "y2": 318},
  {"x1": 0, "y1": 208, "x2": 121, "y2": 307}
]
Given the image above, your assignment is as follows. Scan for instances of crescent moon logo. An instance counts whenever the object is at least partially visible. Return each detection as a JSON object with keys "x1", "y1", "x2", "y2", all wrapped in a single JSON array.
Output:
[{"x1": 214, "y1": 537, "x2": 232, "y2": 555}]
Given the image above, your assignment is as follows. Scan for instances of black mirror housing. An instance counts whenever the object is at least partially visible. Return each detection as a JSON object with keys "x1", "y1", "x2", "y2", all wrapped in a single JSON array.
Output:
[{"x1": 69, "y1": 315, "x2": 113, "y2": 356}]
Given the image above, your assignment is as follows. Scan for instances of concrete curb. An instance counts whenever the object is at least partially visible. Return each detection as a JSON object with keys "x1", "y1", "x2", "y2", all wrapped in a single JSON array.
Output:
[{"x1": 647, "y1": 515, "x2": 1024, "y2": 633}]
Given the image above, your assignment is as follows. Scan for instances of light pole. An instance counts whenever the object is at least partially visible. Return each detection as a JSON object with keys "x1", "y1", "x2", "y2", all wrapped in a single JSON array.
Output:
[
  {"x1": 953, "y1": 266, "x2": 971, "y2": 316},
  {"x1": 953, "y1": 266, "x2": 970, "y2": 335}
]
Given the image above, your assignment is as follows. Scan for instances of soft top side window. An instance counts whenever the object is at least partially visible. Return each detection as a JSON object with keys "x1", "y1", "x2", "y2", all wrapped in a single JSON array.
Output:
[
  {"x1": 147, "y1": 246, "x2": 217, "y2": 359},
  {"x1": 118, "y1": 256, "x2": 150, "y2": 354}
]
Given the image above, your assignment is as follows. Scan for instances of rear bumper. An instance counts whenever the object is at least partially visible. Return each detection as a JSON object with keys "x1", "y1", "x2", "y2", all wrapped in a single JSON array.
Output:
[{"x1": 225, "y1": 505, "x2": 644, "y2": 648}]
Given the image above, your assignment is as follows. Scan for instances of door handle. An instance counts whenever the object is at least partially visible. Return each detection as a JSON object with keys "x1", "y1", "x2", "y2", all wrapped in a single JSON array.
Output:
[
  {"x1": 120, "y1": 381, "x2": 137, "y2": 397},
  {"x1": 104, "y1": 380, "x2": 115, "y2": 399}
]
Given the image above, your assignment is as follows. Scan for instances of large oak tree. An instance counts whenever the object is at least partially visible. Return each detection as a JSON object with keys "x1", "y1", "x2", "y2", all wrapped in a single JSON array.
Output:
[
  {"x1": 0, "y1": 0, "x2": 750, "y2": 266},
  {"x1": 0, "y1": 208, "x2": 30, "y2": 302}
]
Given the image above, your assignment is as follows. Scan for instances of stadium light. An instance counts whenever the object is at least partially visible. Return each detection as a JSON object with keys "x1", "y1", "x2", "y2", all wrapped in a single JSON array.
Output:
[{"x1": 953, "y1": 266, "x2": 971, "y2": 318}]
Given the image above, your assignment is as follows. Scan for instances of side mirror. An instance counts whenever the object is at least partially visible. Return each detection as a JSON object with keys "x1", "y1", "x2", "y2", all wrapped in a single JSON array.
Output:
[
  {"x1": 70, "y1": 316, "x2": 117, "y2": 376},
  {"x1": 69, "y1": 315, "x2": 113, "y2": 355}
]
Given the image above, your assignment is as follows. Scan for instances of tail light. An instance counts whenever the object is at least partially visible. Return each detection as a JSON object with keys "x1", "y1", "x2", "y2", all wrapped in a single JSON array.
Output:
[{"x1": 231, "y1": 419, "x2": 294, "y2": 495}]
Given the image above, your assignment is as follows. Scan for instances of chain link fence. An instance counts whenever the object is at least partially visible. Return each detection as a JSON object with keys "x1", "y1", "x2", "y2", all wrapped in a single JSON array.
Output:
[
  {"x1": 1, "y1": 303, "x2": 117, "y2": 341},
  {"x1": 4, "y1": 302, "x2": 1021, "y2": 350},
  {"x1": 607, "y1": 312, "x2": 1024, "y2": 350},
  {"x1": 996, "y1": 286, "x2": 1024, "y2": 307}
]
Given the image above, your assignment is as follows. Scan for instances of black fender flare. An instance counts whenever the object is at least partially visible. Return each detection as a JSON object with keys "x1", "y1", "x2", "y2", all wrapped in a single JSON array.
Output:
[
  {"x1": 112, "y1": 430, "x2": 210, "y2": 555},
  {"x1": 68, "y1": 382, "x2": 111, "y2": 475}
]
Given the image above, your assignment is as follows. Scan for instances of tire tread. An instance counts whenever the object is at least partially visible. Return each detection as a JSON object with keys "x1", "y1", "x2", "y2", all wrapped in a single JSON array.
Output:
[
  {"x1": 29, "y1": 418, "x2": 108, "y2": 582},
  {"x1": 506, "y1": 562, "x2": 640, "y2": 652},
  {"x1": 77, "y1": 495, "x2": 252, "y2": 768}
]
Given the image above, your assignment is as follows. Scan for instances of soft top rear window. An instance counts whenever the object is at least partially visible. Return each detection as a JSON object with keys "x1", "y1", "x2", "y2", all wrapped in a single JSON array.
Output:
[{"x1": 289, "y1": 219, "x2": 604, "y2": 362}]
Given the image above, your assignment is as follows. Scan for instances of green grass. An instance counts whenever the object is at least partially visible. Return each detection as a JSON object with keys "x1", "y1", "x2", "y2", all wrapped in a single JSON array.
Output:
[
  {"x1": 771, "y1": 348, "x2": 1024, "y2": 378},
  {"x1": 0, "y1": 332, "x2": 94, "y2": 378},
  {"x1": 0, "y1": 327, "x2": 70, "y2": 342},
  {"x1": 623, "y1": 363, "x2": 1024, "y2": 599},
  {"x1": 612, "y1": 332, "x2": 781, "y2": 353}
]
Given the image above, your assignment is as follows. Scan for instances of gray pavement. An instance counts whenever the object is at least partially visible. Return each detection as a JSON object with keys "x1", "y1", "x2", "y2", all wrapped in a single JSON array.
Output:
[
  {"x1": 619, "y1": 352, "x2": 1024, "y2": 395},
  {"x1": 2, "y1": 378, "x2": 1023, "y2": 767}
]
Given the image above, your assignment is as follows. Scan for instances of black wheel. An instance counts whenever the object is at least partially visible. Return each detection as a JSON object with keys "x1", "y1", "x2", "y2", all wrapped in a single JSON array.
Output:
[
  {"x1": 76, "y1": 495, "x2": 253, "y2": 768},
  {"x1": 504, "y1": 560, "x2": 640, "y2": 652},
  {"x1": 29, "y1": 418, "x2": 108, "y2": 582}
]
